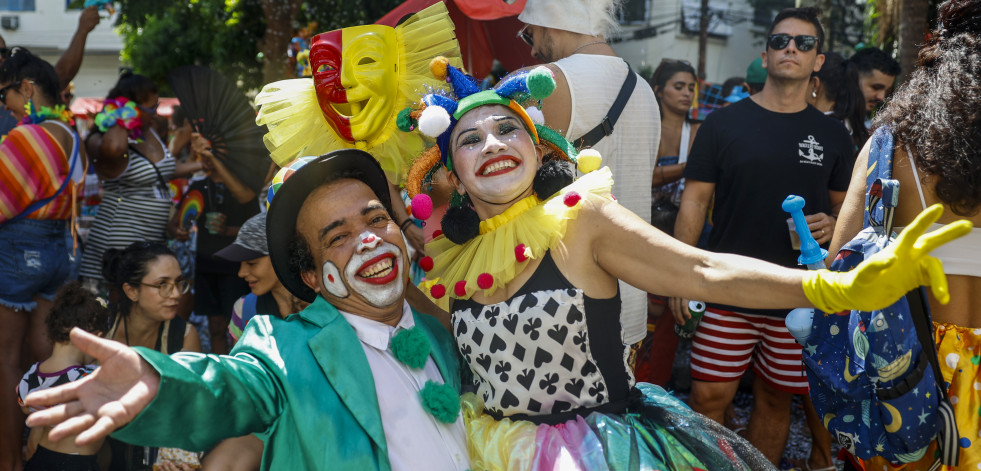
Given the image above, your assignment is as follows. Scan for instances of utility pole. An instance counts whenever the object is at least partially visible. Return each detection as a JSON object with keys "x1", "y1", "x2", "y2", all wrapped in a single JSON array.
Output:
[{"x1": 698, "y1": 0, "x2": 709, "y2": 79}]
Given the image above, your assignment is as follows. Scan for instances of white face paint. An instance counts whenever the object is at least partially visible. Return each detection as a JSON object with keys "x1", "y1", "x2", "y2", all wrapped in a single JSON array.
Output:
[
  {"x1": 321, "y1": 261, "x2": 349, "y2": 298},
  {"x1": 342, "y1": 231, "x2": 405, "y2": 308}
]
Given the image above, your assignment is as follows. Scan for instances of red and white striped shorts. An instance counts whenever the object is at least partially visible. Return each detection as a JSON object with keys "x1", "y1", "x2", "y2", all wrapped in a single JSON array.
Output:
[{"x1": 689, "y1": 307, "x2": 808, "y2": 394}]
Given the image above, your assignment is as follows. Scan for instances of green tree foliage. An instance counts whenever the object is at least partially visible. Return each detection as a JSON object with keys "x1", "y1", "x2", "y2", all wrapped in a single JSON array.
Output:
[
  {"x1": 747, "y1": 0, "x2": 865, "y2": 53},
  {"x1": 112, "y1": 0, "x2": 401, "y2": 94}
]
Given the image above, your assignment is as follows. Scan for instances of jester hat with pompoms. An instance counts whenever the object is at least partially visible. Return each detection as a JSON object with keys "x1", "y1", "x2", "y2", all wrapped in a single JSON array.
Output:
[{"x1": 397, "y1": 57, "x2": 602, "y2": 179}]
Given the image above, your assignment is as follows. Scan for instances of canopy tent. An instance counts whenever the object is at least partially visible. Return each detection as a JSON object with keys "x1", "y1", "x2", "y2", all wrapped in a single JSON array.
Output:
[
  {"x1": 70, "y1": 97, "x2": 181, "y2": 118},
  {"x1": 376, "y1": 0, "x2": 539, "y2": 78}
]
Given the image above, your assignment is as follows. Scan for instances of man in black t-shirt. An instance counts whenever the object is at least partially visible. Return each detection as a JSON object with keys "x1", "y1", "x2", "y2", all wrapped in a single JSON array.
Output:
[{"x1": 672, "y1": 7, "x2": 853, "y2": 468}]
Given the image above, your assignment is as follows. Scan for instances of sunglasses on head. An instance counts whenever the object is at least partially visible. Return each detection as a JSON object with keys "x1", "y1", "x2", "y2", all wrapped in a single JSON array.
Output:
[
  {"x1": 517, "y1": 25, "x2": 533, "y2": 47},
  {"x1": 767, "y1": 33, "x2": 819, "y2": 52}
]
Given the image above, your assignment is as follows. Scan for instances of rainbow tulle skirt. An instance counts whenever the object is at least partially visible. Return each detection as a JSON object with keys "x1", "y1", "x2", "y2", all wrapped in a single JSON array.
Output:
[{"x1": 462, "y1": 383, "x2": 772, "y2": 471}]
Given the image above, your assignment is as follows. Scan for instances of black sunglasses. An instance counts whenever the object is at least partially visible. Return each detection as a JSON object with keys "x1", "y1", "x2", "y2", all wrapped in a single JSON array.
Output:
[
  {"x1": 767, "y1": 33, "x2": 819, "y2": 52},
  {"x1": 517, "y1": 26, "x2": 533, "y2": 47},
  {"x1": 0, "y1": 82, "x2": 19, "y2": 104}
]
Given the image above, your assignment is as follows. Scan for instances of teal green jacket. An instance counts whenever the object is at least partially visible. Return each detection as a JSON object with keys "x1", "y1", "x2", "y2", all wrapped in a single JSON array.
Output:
[{"x1": 112, "y1": 297, "x2": 461, "y2": 471}]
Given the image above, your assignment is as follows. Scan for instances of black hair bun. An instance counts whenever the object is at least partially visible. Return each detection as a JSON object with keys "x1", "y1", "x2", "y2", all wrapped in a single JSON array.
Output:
[
  {"x1": 101, "y1": 248, "x2": 123, "y2": 284},
  {"x1": 533, "y1": 159, "x2": 574, "y2": 199}
]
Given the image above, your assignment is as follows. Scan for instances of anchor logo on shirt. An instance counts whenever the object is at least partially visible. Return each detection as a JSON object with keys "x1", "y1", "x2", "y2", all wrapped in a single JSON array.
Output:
[{"x1": 798, "y1": 135, "x2": 825, "y2": 165}]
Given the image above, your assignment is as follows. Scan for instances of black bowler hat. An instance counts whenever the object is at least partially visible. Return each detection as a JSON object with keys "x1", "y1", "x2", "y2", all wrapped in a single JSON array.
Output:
[{"x1": 266, "y1": 149, "x2": 393, "y2": 303}]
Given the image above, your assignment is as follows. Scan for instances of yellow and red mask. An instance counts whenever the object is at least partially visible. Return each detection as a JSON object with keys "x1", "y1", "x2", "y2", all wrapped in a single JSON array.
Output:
[
  {"x1": 255, "y1": 2, "x2": 462, "y2": 181},
  {"x1": 311, "y1": 25, "x2": 399, "y2": 145}
]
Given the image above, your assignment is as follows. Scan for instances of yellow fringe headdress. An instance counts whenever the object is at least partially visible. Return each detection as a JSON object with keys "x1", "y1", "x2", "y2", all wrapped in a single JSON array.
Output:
[{"x1": 255, "y1": 2, "x2": 463, "y2": 183}]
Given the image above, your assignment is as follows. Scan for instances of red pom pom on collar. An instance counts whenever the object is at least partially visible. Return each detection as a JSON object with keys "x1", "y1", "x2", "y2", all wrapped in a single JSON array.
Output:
[
  {"x1": 454, "y1": 280, "x2": 467, "y2": 297},
  {"x1": 430, "y1": 284, "x2": 446, "y2": 299},
  {"x1": 477, "y1": 273, "x2": 494, "y2": 289},
  {"x1": 563, "y1": 191, "x2": 582, "y2": 207},
  {"x1": 515, "y1": 244, "x2": 529, "y2": 262},
  {"x1": 419, "y1": 256, "x2": 434, "y2": 272}
]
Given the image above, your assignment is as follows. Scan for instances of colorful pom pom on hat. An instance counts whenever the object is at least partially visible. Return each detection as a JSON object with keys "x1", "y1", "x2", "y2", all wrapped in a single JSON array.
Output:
[{"x1": 399, "y1": 57, "x2": 601, "y2": 174}]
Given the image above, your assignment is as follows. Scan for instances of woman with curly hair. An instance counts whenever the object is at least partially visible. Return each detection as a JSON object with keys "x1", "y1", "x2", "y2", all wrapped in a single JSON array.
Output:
[{"x1": 829, "y1": 0, "x2": 981, "y2": 468}]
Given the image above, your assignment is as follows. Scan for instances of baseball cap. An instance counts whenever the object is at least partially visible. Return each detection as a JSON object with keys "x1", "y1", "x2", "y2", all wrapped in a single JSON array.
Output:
[
  {"x1": 746, "y1": 57, "x2": 767, "y2": 84},
  {"x1": 214, "y1": 212, "x2": 268, "y2": 262}
]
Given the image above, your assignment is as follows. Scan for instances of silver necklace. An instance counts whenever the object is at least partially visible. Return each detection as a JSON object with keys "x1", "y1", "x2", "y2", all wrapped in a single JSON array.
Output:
[{"x1": 570, "y1": 40, "x2": 606, "y2": 55}]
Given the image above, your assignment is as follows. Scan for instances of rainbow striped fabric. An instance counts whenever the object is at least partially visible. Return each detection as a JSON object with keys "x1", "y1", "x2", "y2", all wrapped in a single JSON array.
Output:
[{"x1": 0, "y1": 124, "x2": 77, "y2": 223}]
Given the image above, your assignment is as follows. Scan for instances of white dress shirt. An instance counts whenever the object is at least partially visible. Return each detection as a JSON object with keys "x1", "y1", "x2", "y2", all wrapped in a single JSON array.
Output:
[{"x1": 339, "y1": 302, "x2": 469, "y2": 471}]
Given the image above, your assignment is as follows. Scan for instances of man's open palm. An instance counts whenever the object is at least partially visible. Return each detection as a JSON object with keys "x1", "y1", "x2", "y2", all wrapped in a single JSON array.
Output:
[{"x1": 25, "y1": 328, "x2": 160, "y2": 445}]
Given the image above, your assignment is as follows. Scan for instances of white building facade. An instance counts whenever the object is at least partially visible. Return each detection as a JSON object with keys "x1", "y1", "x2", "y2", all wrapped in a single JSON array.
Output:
[
  {"x1": 612, "y1": 0, "x2": 780, "y2": 83},
  {"x1": 0, "y1": 0, "x2": 122, "y2": 99}
]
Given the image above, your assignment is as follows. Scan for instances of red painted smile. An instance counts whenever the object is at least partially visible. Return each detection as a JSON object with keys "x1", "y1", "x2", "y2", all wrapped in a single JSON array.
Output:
[
  {"x1": 477, "y1": 156, "x2": 520, "y2": 177},
  {"x1": 356, "y1": 253, "x2": 398, "y2": 285}
]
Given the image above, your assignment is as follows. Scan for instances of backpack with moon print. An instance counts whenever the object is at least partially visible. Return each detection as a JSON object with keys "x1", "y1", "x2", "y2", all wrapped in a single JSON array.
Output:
[{"x1": 799, "y1": 127, "x2": 959, "y2": 466}]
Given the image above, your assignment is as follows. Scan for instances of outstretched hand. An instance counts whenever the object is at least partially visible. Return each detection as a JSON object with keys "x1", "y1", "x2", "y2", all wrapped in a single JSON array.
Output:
[
  {"x1": 802, "y1": 204, "x2": 973, "y2": 313},
  {"x1": 25, "y1": 328, "x2": 160, "y2": 445}
]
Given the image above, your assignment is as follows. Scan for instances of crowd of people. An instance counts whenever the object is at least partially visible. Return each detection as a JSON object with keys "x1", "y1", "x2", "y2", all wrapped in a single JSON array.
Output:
[{"x1": 1, "y1": 0, "x2": 979, "y2": 470}]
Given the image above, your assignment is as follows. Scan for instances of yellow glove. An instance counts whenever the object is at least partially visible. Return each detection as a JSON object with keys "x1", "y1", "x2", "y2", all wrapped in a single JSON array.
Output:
[{"x1": 802, "y1": 204, "x2": 973, "y2": 313}]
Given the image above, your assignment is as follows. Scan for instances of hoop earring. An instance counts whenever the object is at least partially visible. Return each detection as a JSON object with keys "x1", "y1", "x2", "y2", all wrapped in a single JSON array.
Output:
[{"x1": 449, "y1": 190, "x2": 469, "y2": 208}]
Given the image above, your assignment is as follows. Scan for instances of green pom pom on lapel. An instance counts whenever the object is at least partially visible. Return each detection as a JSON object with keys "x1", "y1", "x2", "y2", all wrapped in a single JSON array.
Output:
[
  {"x1": 390, "y1": 326, "x2": 431, "y2": 370},
  {"x1": 419, "y1": 380, "x2": 460, "y2": 424}
]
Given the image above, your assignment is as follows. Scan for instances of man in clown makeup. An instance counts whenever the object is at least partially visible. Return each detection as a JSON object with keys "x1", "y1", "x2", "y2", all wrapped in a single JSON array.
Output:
[{"x1": 21, "y1": 151, "x2": 470, "y2": 471}]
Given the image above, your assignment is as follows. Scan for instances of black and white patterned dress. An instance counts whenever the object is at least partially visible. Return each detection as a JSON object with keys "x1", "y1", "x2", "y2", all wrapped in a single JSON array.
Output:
[
  {"x1": 451, "y1": 252, "x2": 774, "y2": 470},
  {"x1": 452, "y1": 252, "x2": 630, "y2": 422}
]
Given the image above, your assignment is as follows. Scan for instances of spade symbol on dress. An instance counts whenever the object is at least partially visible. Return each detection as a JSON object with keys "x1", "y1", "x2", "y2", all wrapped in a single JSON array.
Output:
[
  {"x1": 547, "y1": 325, "x2": 569, "y2": 344},
  {"x1": 499, "y1": 390, "x2": 520, "y2": 409},
  {"x1": 516, "y1": 368, "x2": 536, "y2": 390},
  {"x1": 476, "y1": 353, "x2": 492, "y2": 372},
  {"x1": 534, "y1": 347, "x2": 553, "y2": 368},
  {"x1": 489, "y1": 334, "x2": 507, "y2": 353},
  {"x1": 503, "y1": 314, "x2": 519, "y2": 334}
]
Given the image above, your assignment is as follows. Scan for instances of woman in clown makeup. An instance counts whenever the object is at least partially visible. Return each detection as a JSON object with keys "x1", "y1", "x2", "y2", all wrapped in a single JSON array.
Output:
[{"x1": 401, "y1": 58, "x2": 972, "y2": 470}]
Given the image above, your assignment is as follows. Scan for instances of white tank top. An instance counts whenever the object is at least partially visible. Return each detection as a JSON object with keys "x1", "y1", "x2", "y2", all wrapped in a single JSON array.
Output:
[
  {"x1": 554, "y1": 54, "x2": 661, "y2": 345},
  {"x1": 900, "y1": 147, "x2": 981, "y2": 277}
]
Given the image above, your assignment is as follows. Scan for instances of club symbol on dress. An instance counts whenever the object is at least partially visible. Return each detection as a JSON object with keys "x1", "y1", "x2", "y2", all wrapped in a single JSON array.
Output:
[{"x1": 539, "y1": 373, "x2": 559, "y2": 394}]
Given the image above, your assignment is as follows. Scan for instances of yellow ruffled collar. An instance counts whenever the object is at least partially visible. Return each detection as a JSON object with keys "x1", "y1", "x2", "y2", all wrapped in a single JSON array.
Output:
[
  {"x1": 422, "y1": 167, "x2": 614, "y2": 309},
  {"x1": 479, "y1": 195, "x2": 542, "y2": 234}
]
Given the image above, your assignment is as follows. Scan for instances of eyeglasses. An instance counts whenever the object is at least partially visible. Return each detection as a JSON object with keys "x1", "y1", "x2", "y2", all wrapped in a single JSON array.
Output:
[
  {"x1": 517, "y1": 25, "x2": 533, "y2": 47},
  {"x1": 767, "y1": 33, "x2": 819, "y2": 52},
  {"x1": 0, "y1": 82, "x2": 18, "y2": 104},
  {"x1": 140, "y1": 279, "x2": 191, "y2": 297}
]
